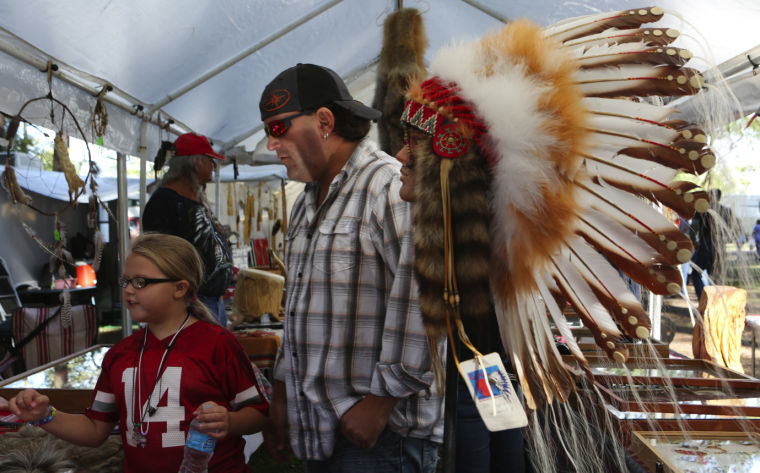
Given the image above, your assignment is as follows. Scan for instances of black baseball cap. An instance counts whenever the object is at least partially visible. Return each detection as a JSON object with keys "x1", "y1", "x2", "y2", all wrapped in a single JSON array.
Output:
[{"x1": 259, "y1": 63, "x2": 381, "y2": 121}]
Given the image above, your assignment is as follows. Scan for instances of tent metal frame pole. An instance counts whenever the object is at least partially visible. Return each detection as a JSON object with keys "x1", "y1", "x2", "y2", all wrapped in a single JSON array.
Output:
[
  {"x1": 116, "y1": 152, "x2": 132, "y2": 338},
  {"x1": 148, "y1": 0, "x2": 344, "y2": 115},
  {"x1": 0, "y1": 27, "x2": 193, "y2": 138},
  {"x1": 214, "y1": 163, "x2": 221, "y2": 218},
  {"x1": 459, "y1": 0, "x2": 510, "y2": 23},
  {"x1": 138, "y1": 120, "x2": 149, "y2": 218}
]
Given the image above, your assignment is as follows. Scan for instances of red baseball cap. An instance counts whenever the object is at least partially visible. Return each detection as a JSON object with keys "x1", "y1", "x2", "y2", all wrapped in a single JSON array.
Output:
[{"x1": 174, "y1": 133, "x2": 225, "y2": 160}]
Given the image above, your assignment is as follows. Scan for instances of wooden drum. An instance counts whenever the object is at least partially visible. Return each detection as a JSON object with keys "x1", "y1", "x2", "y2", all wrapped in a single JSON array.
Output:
[{"x1": 232, "y1": 268, "x2": 285, "y2": 325}]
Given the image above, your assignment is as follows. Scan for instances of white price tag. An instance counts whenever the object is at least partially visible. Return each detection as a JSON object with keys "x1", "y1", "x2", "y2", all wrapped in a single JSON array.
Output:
[{"x1": 459, "y1": 352, "x2": 528, "y2": 432}]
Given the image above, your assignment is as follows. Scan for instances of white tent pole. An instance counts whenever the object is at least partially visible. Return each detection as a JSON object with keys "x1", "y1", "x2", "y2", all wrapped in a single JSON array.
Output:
[
  {"x1": 214, "y1": 162, "x2": 221, "y2": 217},
  {"x1": 117, "y1": 152, "x2": 132, "y2": 339},
  {"x1": 0, "y1": 27, "x2": 151, "y2": 127},
  {"x1": 460, "y1": 0, "x2": 510, "y2": 23},
  {"x1": 148, "y1": 0, "x2": 343, "y2": 114},
  {"x1": 138, "y1": 120, "x2": 149, "y2": 219}
]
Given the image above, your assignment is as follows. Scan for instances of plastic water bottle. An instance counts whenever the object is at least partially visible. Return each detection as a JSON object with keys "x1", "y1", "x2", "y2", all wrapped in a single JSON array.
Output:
[{"x1": 178, "y1": 405, "x2": 216, "y2": 473}]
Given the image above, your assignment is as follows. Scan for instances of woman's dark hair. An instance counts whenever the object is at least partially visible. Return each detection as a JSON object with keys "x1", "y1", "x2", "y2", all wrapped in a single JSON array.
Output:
[{"x1": 326, "y1": 104, "x2": 372, "y2": 141}]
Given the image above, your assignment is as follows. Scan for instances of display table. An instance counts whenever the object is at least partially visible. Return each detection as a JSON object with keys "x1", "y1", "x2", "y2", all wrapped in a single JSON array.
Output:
[
  {"x1": 630, "y1": 430, "x2": 760, "y2": 473},
  {"x1": 234, "y1": 329, "x2": 281, "y2": 373},
  {"x1": 746, "y1": 314, "x2": 760, "y2": 377},
  {"x1": 0, "y1": 344, "x2": 109, "y2": 413}
]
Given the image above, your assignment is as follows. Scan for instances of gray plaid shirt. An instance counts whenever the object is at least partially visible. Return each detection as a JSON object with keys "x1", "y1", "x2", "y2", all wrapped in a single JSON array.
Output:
[{"x1": 273, "y1": 139, "x2": 444, "y2": 460}]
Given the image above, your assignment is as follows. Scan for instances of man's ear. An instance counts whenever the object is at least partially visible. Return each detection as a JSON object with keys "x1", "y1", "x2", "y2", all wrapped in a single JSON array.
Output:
[
  {"x1": 173, "y1": 280, "x2": 190, "y2": 300},
  {"x1": 315, "y1": 107, "x2": 335, "y2": 134}
]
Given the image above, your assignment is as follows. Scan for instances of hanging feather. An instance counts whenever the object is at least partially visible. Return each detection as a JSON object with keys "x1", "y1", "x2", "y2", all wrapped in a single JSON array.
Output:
[
  {"x1": 54, "y1": 130, "x2": 86, "y2": 203},
  {"x1": 244, "y1": 192, "x2": 255, "y2": 242},
  {"x1": 87, "y1": 194, "x2": 99, "y2": 229},
  {"x1": 153, "y1": 140, "x2": 174, "y2": 178},
  {"x1": 92, "y1": 230, "x2": 105, "y2": 272},
  {"x1": 59, "y1": 288, "x2": 72, "y2": 328},
  {"x1": 401, "y1": 6, "x2": 718, "y2": 409}
]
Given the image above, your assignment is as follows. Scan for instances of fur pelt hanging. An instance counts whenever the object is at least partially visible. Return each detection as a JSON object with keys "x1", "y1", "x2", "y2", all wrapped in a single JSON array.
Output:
[
  {"x1": 373, "y1": 8, "x2": 427, "y2": 155},
  {"x1": 53, "y1": 130, "x2": 86, "y2": 203},
  {"x1": 2, "y1": 164, "x2": 33, "y2": 206},
  {"x1": 0, "y1": 425, "x2": 123, "y2": 473}
]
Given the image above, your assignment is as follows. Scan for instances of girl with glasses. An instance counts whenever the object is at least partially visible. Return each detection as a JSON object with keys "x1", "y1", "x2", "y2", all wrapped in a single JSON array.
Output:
[{"x1": 7, "y1": 233, "x2": 269, "y2": 473}]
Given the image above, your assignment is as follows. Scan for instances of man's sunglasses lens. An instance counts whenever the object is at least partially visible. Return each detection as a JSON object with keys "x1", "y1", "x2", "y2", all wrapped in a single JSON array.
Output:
[{"x1": 267, "y1": 120, "x2": 287, "y2": 137}]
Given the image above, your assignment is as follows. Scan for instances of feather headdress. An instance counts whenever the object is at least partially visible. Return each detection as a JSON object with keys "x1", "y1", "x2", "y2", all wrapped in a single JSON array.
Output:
[{"x1": 403, "y1": 7, "x2": 714, "y2": 409}]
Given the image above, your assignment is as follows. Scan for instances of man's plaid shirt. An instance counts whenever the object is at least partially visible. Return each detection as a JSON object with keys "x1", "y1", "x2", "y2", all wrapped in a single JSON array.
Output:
[{"x1": 273, "y1": 139, "x2": 444, "y2": 460}]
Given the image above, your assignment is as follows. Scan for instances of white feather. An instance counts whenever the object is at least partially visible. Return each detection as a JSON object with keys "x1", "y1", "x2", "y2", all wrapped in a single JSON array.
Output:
[
  {"x1": 577, "y1": 208, "x2": 665, "y2": 266},
  {"x1": 550, "y1": 253, "x2": 622, "y2": 335},
  {"x1": 583, "y1": 97, "x2": 677, "y2": 123},
  {"x1": 536, "y1": 278, "x2": 585, "y2": 360},
  {"x1": 565, "y1": 235, "x2": 642, "y2": 309},
  {"x1": 562, "y1": 27, "x2": 678, "y2": 49},
  {"x1": 576, "y1": 181, "x2": 677, "y2": 235},
  {"x1": 586, "y1": 113, "x2": 680, "y2": 144},
  {"x1": 582, "y1": 152, "x2": 678, "y2": 190}
]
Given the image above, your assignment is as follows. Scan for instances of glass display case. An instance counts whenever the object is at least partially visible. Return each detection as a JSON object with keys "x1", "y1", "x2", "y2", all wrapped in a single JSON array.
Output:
[
  {"x1": 0, "y1": 344, "x2": 109, "y2": 413},
  {"x1": 630, "y1": 430, "x2": 760, "y2": 473},
  {"x1": 563, "y1": 355, "x2": 759, "y2": 390}
]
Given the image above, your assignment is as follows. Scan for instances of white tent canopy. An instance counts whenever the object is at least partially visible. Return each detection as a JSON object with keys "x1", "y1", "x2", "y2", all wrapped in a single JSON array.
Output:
[
  {"x1": 1, "y1": 0, "x2": 759, "y2": 163},
  {"x1": 218, "y1": 164, "x2": 287, "y2": 183}
]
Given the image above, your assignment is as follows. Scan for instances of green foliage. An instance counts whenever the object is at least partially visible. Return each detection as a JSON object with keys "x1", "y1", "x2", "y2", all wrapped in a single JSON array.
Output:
[
  {"x1": 725, "y1": 114, "x2": 760, "y2": 139},
  {"x1": 703, "y1": 114, "x2": 760, "y2": 194},
  {"x1": 40, "y1": 148, "x2": 54, "y2": 170},
  {"x1": 11, "y1": 131, "x2": 36, "y2": 153}
]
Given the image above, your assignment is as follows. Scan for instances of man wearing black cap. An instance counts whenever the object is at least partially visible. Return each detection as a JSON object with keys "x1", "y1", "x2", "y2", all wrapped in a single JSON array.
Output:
[
  {"x1": 142, "y1": 133, "x2": 233, "y2": 327},
  {"x1": 260, "y1": 64, "x2": 443, "y2": 471}
]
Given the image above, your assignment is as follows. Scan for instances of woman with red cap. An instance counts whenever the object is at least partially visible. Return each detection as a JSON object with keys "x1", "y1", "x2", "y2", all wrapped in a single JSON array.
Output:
[{"x1": 142, "y1": 133, "x2": 233, "y2": 327}]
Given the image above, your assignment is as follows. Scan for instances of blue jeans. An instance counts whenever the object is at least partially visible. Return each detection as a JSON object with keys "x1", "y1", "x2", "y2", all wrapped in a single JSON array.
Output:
[
  {"x1": 305, "y1": 429, "x2": 439, "y2": 473},
  {"x1": 455, "y1": 378, "x2": 526, "y2": 473},
  {"x1": 197, "y1": 294, "x2": 227, "y2": 328}
]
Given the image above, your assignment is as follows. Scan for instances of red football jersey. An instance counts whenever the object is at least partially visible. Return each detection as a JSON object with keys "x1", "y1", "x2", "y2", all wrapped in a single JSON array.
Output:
[{"x1": 86, "y1": 320, "x2": 267, "y2": 473}]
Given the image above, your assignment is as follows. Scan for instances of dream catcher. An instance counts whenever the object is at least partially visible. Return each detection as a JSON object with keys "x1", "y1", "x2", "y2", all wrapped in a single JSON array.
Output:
[{"x1": 1, "y1": 62, "x2": 111, "y2": 326}]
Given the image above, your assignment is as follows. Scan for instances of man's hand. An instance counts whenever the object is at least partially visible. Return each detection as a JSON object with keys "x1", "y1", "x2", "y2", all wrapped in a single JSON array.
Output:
[
  {"x1": 263, "y1": 381, "x2": 292, "y2": 461},
  {"x1": 340, "y1": 394, "x2": 398, "y2": 449}
]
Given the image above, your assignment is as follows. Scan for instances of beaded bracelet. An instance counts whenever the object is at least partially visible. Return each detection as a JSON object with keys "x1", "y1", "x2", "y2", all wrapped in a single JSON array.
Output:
[{"x1": 28, "y1": 406, "x2": 56, "y2": 426}]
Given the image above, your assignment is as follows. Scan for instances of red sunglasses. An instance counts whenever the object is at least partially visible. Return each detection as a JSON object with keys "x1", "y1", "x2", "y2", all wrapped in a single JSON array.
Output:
[{"x1": 264, "y1": 111, "x2": 312, "y2": 138}]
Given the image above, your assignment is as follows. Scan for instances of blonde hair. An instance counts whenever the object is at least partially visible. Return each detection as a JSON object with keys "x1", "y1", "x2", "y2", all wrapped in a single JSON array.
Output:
[{"x1": 129, "y1": 233, "x2": 218, "y2": 325}]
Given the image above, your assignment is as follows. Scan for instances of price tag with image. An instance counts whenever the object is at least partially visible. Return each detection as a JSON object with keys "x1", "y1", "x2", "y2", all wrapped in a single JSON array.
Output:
[{"x1": 459, "y1": 352, "x2": 528, "y2": 432}]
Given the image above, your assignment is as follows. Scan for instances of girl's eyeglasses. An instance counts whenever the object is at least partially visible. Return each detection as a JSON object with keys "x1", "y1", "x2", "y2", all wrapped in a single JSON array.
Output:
[
  {"x1": 118, "y1": 276, "x2": 179, "y2": 289},
  {"x1": 264, "y1": 111, "x2": 312, "y2": 138}
]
